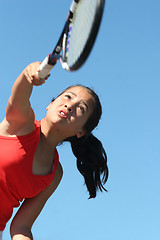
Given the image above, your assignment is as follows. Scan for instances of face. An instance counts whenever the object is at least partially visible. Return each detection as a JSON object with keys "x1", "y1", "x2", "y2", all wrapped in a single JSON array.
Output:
[{"x1": 46, "y1": 86, "x2": 95, "y2": 139}]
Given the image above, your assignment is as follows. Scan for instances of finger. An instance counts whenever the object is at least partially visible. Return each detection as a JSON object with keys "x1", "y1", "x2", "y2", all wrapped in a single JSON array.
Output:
[
  {"x1": 41, "y1": 79, "x2": 45, "y2": 84},
  {"x1": 45, "y1": 73, "x2": 50, "y2": 80},
  {"x1": 37, "y1": 79, "x2": 45, "y2": 85},
  {"x1": 30, "y1": 77, "x2": 45, "y2": 86}
]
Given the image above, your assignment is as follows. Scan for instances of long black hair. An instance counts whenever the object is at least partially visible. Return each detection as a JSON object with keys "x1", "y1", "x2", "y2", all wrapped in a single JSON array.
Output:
[{"x1": 56, "y1": 85, "x2": 109, "y2": 198}]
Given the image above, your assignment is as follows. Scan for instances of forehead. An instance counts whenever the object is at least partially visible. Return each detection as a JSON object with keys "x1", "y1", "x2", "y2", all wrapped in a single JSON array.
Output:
[
  {"x1": 61, "y1": 86, "x2": 95, "y2": 112},
  {"x1": 64, "y1": 86, "x2": 94, "y2": 102}
]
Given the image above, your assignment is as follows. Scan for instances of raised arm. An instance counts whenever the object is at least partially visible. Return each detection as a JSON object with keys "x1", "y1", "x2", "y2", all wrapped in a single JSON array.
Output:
[
  {"x1": 6, "y1": 62, "x2": 45, "y2": 120},
  {"x1": 2, "y1": 62, "x2": 48, "y2": 135}
]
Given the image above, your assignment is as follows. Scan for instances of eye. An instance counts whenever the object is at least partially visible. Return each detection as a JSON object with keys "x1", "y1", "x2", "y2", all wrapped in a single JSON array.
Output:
[
  {"x1": 64, "y1": 94, "x2": 71, "y2": 99},
  {"x1": 78, "y1": 105, "x2": 85, "y2": 113}
]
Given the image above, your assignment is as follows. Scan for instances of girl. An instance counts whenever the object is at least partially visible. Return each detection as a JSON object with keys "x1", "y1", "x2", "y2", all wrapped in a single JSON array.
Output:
[{"x1": 0, "y1": 62, "x2": 108, "y2": 240}]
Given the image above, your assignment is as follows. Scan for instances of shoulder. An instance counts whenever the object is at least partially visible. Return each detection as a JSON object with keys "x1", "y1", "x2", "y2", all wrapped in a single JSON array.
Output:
[
  {"x1": 0, "y1": 110, "x2": 35, "y2": 137},
  {"x1": 44, "y1": 162, "x2": 63, "y2": 198},
  {"x1": 45, "y1": 162, "x2": 63, "y2": 196}
]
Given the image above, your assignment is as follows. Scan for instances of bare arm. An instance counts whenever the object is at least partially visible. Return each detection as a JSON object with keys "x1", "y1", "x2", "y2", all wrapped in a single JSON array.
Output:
[
  {"x1": 3, "y1": 62, "x2": 49, "y2": 135},
  {"x1": 10, "y1": 163, "x2": 63, "y2": 240},
  {"x1": 6, "y1": 62, "x2": 45, "y2": 119}
]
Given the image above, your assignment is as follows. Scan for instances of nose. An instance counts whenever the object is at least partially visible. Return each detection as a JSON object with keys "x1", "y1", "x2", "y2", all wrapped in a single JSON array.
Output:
[{"x1": 64, "y1": 104, "x2": 73, "y2": 112}]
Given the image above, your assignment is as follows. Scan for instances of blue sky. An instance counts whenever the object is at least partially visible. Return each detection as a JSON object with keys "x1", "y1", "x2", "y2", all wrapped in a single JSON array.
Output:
[{"x1": 0, "y1": 0, "x2": 160, "y2": 239}]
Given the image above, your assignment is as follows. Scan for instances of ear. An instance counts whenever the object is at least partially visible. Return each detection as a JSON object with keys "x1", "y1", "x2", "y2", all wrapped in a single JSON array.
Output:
[
  {"x1": 77, "y1": 130, "x2": 86, "y2": 138},
  {"x1": 46, "y1": 102, "x2": 53, "y2": 110}
]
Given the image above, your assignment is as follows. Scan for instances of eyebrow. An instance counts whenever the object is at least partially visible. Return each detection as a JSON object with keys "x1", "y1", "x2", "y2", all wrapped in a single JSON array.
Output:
[{"x1": 67, "y1": 91, "x2": 89, "y2": 110}]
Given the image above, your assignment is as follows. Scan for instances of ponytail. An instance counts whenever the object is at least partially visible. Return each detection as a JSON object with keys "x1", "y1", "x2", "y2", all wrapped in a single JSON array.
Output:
[
  {"x1": 66, "y1": 133, "x2": 109, "y2": 199},
  {"x1": 54, "y1": 84, "x2": 109, "y2": 198}
]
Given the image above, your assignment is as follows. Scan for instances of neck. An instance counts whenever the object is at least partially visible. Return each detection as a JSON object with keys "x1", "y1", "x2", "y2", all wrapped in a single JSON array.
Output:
[{"x1": 40, "y1": 118, "x2": 63, "y2": 150}]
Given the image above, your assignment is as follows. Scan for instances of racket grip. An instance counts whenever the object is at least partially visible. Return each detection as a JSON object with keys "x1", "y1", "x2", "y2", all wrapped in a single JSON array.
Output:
[{"x1": 38, "y1": 56, "x2": 54, "y2": 79}]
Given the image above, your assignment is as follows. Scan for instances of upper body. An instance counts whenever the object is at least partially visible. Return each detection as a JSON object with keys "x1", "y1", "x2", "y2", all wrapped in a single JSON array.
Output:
[
  {"x1": 0, "y1": 120, "x2": 59, "y2": 232},
  {"x1": 0, "y1": 62, "x2": 97, "y2": 239}
]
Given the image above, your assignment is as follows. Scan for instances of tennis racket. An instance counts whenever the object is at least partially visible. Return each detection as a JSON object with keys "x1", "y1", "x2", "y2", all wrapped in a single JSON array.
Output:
[{"x1": 38, "y1": 0, "x2": 105, "y2": 79}]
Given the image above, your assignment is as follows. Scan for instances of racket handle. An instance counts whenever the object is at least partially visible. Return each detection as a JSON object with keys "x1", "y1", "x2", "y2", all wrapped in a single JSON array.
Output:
[{"x1": 38, "y1": 56, "x2": 54, "y2": 79}]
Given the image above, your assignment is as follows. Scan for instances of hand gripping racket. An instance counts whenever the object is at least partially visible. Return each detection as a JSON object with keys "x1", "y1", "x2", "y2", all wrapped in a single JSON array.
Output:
[{"x1": 38, "y1": 0, "x2": 105, "y2": 79}]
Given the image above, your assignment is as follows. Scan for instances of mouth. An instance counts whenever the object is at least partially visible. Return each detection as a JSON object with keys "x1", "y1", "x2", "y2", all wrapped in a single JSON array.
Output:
[{"x1": 58, "y1": 110, "x2": 68, "y2": 119}]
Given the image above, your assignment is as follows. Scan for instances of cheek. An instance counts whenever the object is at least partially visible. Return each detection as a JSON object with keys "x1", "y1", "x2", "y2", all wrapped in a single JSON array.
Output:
[
  {"x1": 76, "y1": 114, "x2": 89, "y2": 129},
  {"x1": 70, "y1": 115, "x2": 84, "y2": 130}
]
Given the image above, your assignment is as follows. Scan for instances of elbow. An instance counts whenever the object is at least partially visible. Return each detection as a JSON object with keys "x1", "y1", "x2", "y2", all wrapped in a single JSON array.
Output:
[
  {"x1": 10, "y1": 221, "x2": 33, "y2": 240},
  {"x1": 5, "y1": 97, "x2": 17, "y2": 121}
]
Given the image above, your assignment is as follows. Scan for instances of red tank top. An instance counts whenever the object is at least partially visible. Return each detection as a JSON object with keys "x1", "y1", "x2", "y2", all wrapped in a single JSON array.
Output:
[{"x1": 0, "y1": 120, "x2": 59, "y2": 230}]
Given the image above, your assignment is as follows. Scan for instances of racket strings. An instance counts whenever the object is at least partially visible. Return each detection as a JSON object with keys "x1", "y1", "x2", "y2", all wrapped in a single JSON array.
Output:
[{"x1": 65, "y1": 0, "x2": 98, "y2": 68}]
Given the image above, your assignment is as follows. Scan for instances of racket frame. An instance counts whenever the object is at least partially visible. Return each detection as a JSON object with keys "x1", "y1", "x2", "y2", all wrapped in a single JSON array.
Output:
[{"x1": 38, "y1": 0, "x2": 105, "y2": 79}]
